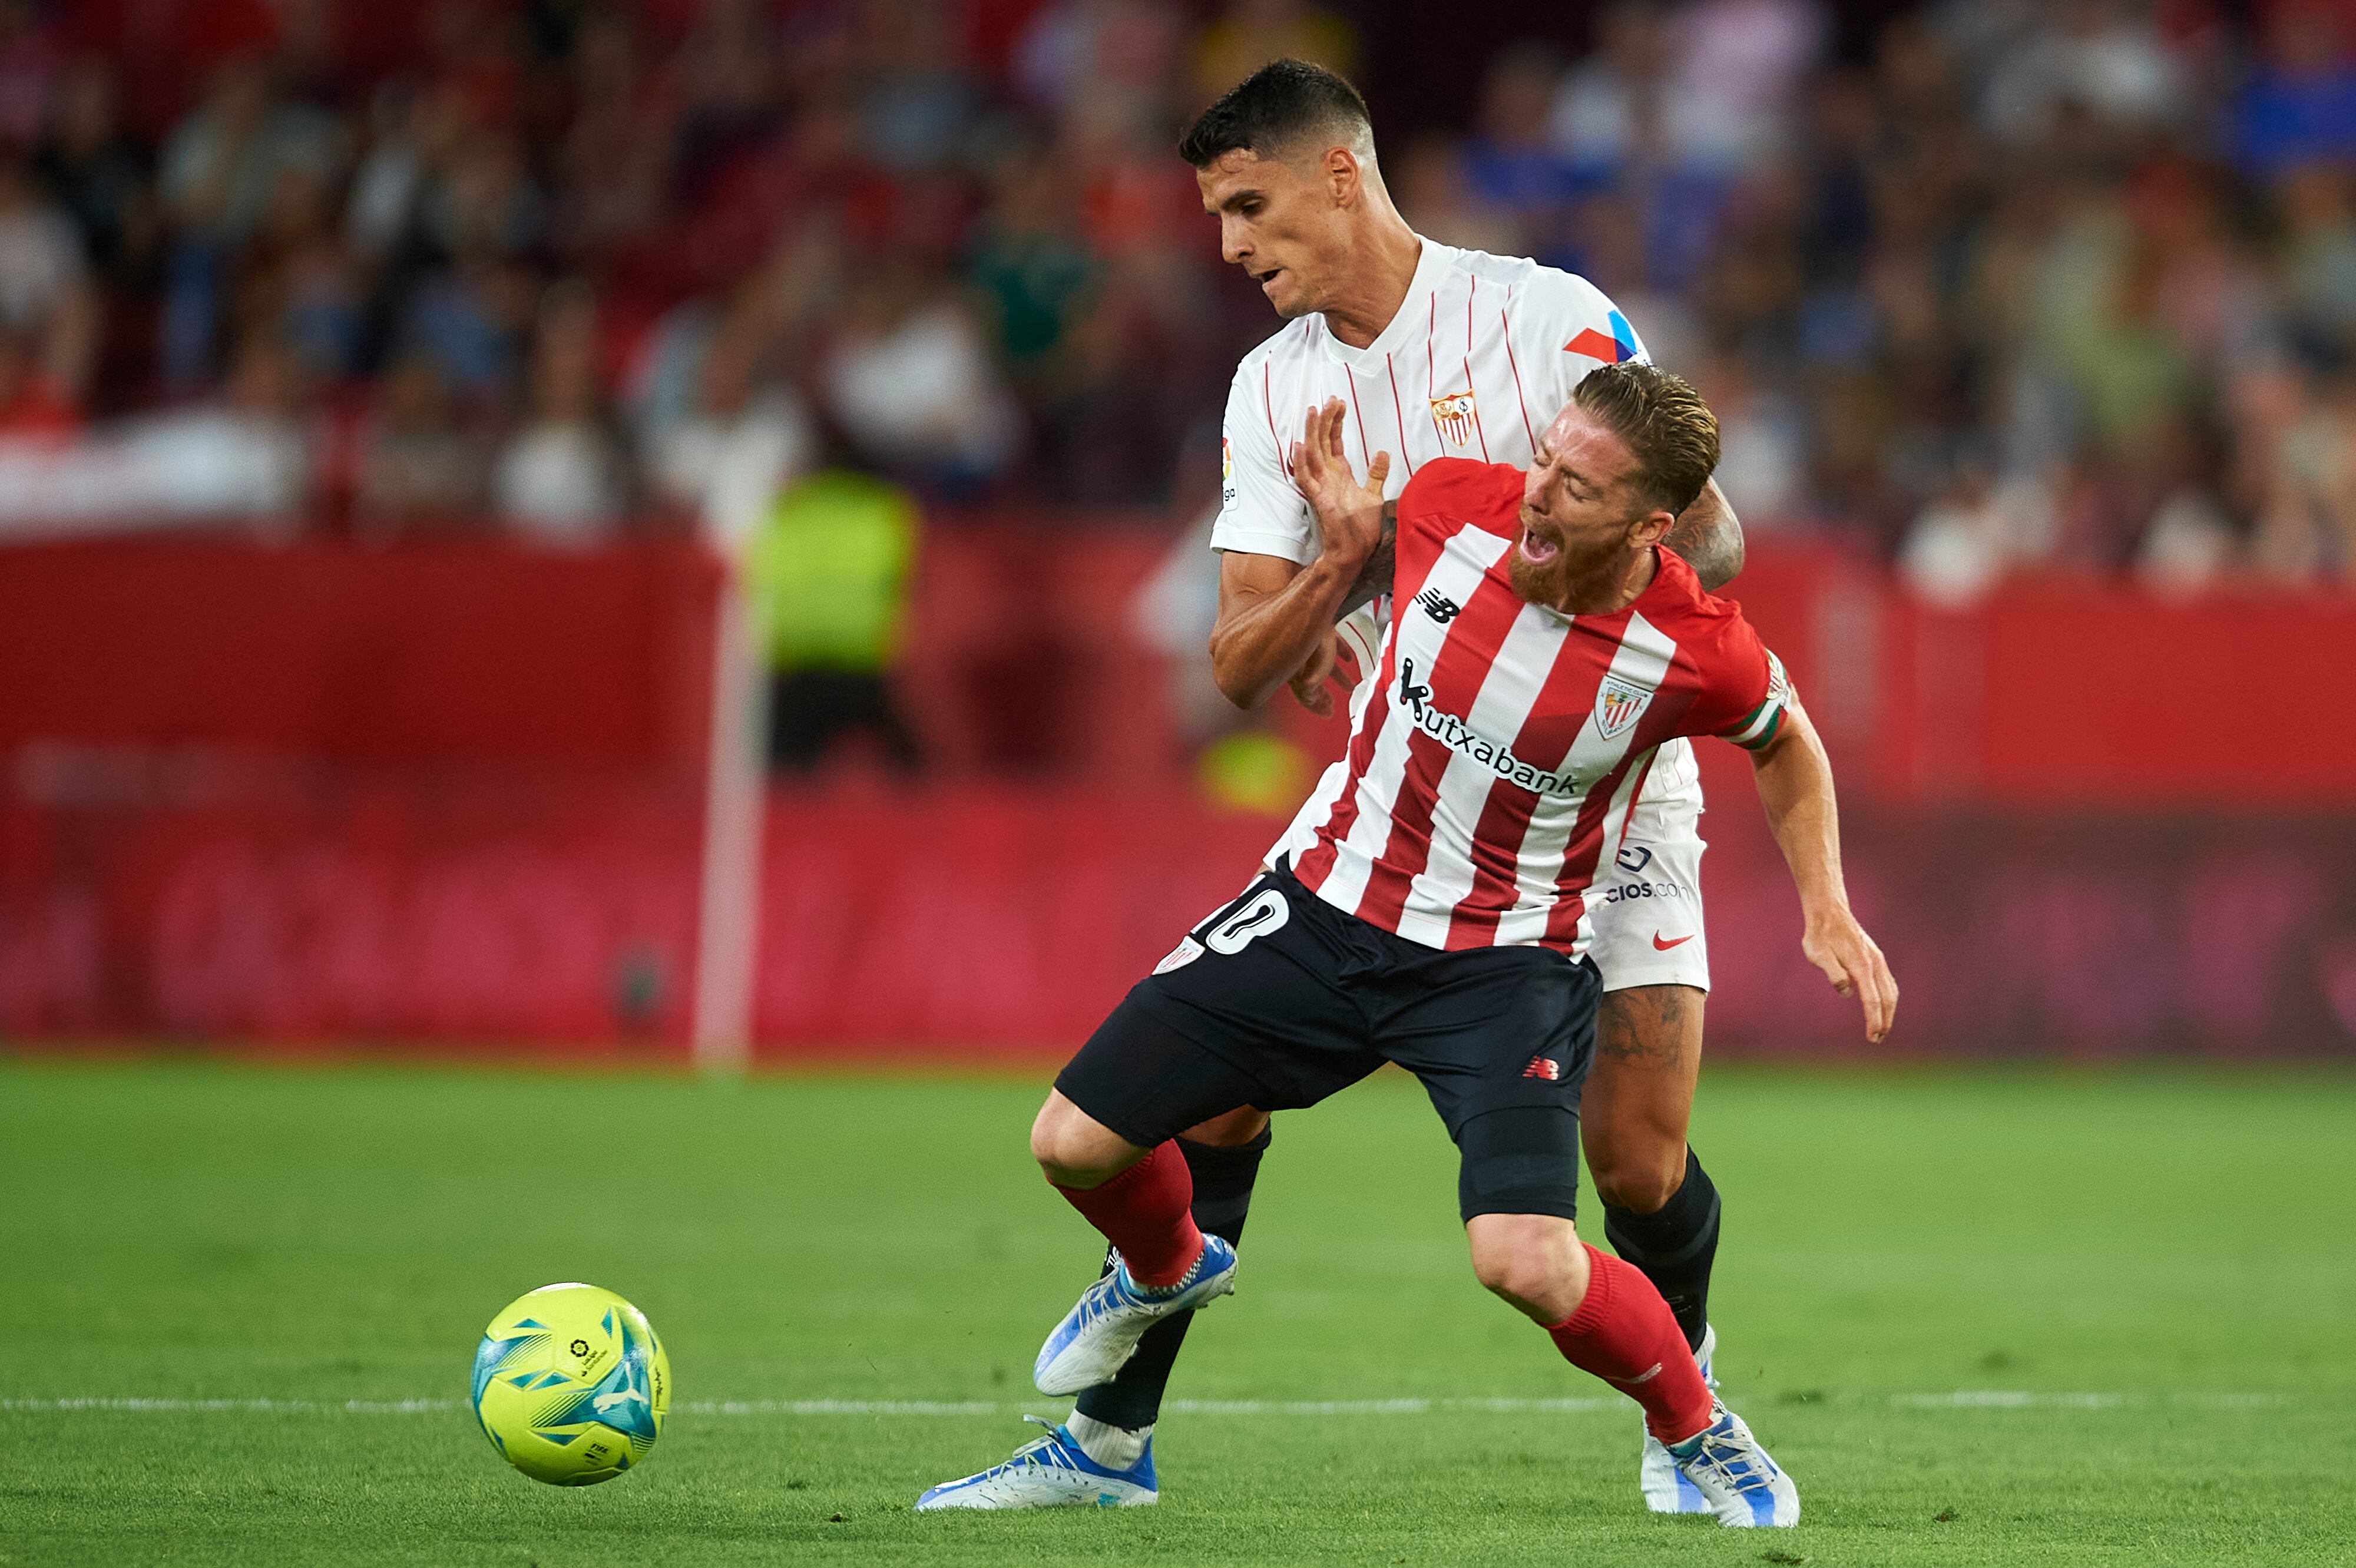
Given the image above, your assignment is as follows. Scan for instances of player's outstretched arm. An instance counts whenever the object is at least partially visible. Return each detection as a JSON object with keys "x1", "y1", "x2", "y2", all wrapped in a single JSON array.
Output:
[
  {"x1": 1212, "y1": 551, "x2": 1338, "y2": 711},
  {"x1": 1207, "y1": 399, "x2": 1392, "y2": 713},
  {"x1": 1664, "y1": 478, "x2": 1743, "y2": 591},
  {"x1": 1747, "y1": 700, "x2": 1898, "y2": 1042}
]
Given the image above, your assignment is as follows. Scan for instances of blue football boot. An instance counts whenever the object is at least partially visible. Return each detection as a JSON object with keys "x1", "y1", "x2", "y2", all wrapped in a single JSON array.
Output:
[
  {"x1": 1666, "y1": 1397, "x2": 1800, "y2": 1527},
  {"x1": 914, "y1": 1416, "x2": 1157, "y2": 1510},
  {"x1": 1032, "y1": 1236, "x2": 1237, "y2": 1396}
]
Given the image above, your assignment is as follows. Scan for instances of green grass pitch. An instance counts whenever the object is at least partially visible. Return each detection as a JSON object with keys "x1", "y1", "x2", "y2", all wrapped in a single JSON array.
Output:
[{"x1": 4, "y1": 1056, "x2": 2351, "y2": 1566}]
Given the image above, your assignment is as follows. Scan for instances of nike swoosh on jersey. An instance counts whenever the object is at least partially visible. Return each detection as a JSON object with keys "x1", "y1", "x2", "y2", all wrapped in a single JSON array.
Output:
[{"x1": 1652, "y1": 932, "x2": 1695, "y2": 951}]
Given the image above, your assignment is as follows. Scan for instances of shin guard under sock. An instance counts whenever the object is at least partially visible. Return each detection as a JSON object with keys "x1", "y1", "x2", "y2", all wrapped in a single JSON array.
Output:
[
  {"x1": 1073, "y1": 1128, "x2": 1269, "y2": 1432},
  {"x1": 1546, "y1": 1243, "x2": 1715, "y2": 1444},
  {"x1": 1602, "y1": 1147, "x2": 1721, "y2": 1352},
  {"x1": 1050, "y1": 1139, "x2": 1202, "y2": 1286}
]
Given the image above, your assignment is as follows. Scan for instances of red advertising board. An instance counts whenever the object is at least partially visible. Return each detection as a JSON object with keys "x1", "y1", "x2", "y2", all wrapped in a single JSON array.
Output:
[{"x1": 2, "y1": 531, "x2": 2353, "y2": 1057}]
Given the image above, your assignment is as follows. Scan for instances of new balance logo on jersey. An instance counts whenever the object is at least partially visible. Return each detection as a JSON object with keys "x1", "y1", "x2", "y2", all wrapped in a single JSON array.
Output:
[
  {"x1": 1523, "y1": 1056, "x2": 1561, "y2": 1080},
  {"x1": 1396, "y1": 659, "x2": 1579, "y2": 796},
  {"x1": 1414, "y1": 588, "x2": 1461, "y2": 623}
]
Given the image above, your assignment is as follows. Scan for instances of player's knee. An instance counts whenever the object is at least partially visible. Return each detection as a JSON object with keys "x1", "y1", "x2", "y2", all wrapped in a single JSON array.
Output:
[
  {"x1": 1469, "y1": 1244, "x2": 1551, "y2": 1310},
  {"x1": 1465, "y1": 1214, "x2": 1587, "y2": 1323},
  {"x1": 1590, "y1": 1144, "x2": 1686, "y2": 1215},
  {"x1": 1028, "y1": 1094, "x2": 1130, "y2": 1184}
]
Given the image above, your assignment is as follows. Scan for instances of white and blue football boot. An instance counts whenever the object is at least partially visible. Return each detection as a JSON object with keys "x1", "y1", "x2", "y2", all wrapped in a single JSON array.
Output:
[
  {"x1": 1639, "y1": 1323, "x2": 1718, "y2": 1513},
  {"x1": 1665, "y1": 1397, "x2": 1800, "y2": 1528},
  {"x1": 914, "y1": 1415, "x2": 1157, "y2": 1510},
  {"x1": 1032, "y1": 1236, "x2": 1237, "y2": 1396}
]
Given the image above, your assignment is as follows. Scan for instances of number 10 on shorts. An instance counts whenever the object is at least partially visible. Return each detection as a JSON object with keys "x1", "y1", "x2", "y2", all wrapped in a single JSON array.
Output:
[{"x1": 1156, "y1": 884, "x2": 1291, "y2": 973}]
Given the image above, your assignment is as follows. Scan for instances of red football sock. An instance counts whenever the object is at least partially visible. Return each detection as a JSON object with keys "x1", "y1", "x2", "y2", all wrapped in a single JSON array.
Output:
[
  {"x1": 1546, "y1": 1244, "x2": 1715, "y2": 1444},
  {"x1": 1050, "y1": 1140, "x2": 1205, "y2": 1287}
]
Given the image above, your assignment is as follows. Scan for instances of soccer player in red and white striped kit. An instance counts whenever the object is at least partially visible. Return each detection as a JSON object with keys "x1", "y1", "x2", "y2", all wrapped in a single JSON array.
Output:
[
  {"x1": 921, "y1": 59, "x2": 1893, "y2": 1520},
  {"x1": 918, "y1": 363, "x2": 1895, "y2": 1525}
]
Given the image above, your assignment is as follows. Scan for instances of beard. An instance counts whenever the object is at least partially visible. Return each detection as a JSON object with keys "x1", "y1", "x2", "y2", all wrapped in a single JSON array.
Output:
[
  {"x1": 1506, "y1": 514, "x2": 1597, "y2": 606},
  {"x1": 1508, "y1": 497, "x2": 1657, "y2": 608},
  {"x1": 1506, "y1": 543, "x2": 1574, "y2": 607},
  {"x1": 1507, "y1": 523, "x2": 1632, "y2": 609}
]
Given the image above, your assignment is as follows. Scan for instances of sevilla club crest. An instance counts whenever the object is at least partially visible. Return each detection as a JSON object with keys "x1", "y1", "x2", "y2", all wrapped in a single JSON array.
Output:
[
  {"x1": 1594, "y1": 675, "x2": 1652, "y2": 740},
  {"x1": 1429, "y1": 391, "x2": 1476, "y2": 448}
]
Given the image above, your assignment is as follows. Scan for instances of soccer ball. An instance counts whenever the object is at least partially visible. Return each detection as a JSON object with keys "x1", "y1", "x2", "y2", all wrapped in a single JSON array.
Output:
[{"x1": 470, "y1": 1282, "x2": 671, "y2": 1485}]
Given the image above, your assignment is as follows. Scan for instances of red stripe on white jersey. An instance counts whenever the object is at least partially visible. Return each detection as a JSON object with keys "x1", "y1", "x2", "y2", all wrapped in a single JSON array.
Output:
[
  {"x1": 1500, "y1": 293, "x2": 1538, "y2": 451},
  {"x1": 1344, "y1": 371, "x2": 1375, "y2": 472},
  {"x1": 1427, "y1": 295, "x2": 1437, "y2": 396},
  {"x1": 1262, "y1": 360, "x2": 1289, "y2": 479},
  {"x1": 1384, "y1": 355, "x2": 1416, "y2": 476}
]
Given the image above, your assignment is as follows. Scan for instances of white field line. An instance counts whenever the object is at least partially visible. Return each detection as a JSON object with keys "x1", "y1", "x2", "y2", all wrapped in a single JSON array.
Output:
[{"x1": 0, "y1": 1391, "x2": 2286, "y2": 1417}]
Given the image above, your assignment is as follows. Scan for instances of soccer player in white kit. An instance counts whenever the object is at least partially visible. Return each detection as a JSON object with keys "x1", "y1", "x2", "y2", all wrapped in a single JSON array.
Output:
[{"x1": 916, "y1": 59, "x2": 1888, "y2": 1514}]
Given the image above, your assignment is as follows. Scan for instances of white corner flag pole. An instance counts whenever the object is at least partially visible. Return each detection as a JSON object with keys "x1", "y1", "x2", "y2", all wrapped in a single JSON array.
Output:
[{"x1": 690, "y1": 558, "x2": 765, "y2": 1074}]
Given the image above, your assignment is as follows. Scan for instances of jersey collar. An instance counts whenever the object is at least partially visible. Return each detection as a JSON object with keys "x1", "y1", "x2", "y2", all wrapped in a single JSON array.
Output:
[{"x1": 1318, "y1": 234, "x2": 1457, "y2": 373}]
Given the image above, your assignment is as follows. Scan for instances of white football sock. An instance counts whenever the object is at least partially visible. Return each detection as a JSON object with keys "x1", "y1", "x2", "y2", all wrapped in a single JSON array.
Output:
[{"x1": 1066, "y1": 1411, "x2": 1150, "y2": 1470}]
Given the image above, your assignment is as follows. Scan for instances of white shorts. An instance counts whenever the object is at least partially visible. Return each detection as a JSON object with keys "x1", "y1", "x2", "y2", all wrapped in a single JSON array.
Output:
[
  {"x1": 1586, "y1": 738, "x2": 1710, "y2": 995},
  {"x1": 1263, "y1": 737, "x2": 1712, "y2": 994}
]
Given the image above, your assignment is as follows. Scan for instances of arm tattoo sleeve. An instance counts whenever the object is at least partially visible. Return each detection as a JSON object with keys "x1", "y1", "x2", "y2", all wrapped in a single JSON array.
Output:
[{"x1": 1663, "y1": 481, "x2": 1746, "y2": 592}]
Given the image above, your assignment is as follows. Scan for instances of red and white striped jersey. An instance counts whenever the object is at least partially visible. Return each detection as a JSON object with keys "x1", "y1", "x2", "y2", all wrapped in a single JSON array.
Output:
[{"x1": 1289, "y1": 459, "x2": 1792, "y2": 957}]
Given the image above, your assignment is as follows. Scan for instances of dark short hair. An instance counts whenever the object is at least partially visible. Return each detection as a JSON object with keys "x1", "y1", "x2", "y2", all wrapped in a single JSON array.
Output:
[
  {"x1": 1571, "y1": 363, "x2": 1720, "y2": 517},
  {"x1": 1177, "y1": 58, "x2": 1372, "y2": 168}
]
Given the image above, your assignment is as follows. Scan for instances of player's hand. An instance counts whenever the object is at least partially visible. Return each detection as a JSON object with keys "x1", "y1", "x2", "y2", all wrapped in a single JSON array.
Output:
[
  {"x1": 1288, "y1": 630, "x2": 1340, "y2": 716},
  {"x1": 1289, "y1": 398, "x2": 1389, "y2": 573},
  {"x1": 1802, "y1": 909, "x2": 1898, "y2": 1043}
]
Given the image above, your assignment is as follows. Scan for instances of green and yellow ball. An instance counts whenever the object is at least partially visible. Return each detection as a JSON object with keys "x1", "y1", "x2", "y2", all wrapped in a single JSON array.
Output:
[{"x1": 470, "y1": 1283, "x2": 671, "y2": 1485}]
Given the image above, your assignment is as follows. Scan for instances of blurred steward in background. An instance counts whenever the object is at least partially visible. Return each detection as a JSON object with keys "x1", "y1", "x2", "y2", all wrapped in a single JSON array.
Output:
[{"x1": 743, "y1": 425, "x2": 924, "y2": 775}]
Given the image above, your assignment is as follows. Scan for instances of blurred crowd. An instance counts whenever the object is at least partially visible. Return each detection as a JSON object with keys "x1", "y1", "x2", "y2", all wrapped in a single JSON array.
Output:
[
  {"x1": 1406, "y1": 0, "x2": 2356, "y2": 597},
  {"x1": 0, "y1": 0, "x2": 2349, "y2": 597}
]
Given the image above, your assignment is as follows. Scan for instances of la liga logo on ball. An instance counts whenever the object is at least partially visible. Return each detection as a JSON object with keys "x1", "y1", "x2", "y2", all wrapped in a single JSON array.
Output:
[{"x1": 471, "y1": 1283, "x2": 671, "y2": 1485}]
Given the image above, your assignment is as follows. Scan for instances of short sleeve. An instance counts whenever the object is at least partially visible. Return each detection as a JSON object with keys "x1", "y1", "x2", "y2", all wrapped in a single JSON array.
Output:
[
  {"x1": 1208, "y1": 361, "x2": 1316, "y2": 564},
  {"x1": 1506, "y1": 267, "x2": 1652, "y2": 425},
  {"x1": 1682, "y1": 617, "x2": 1795, "y2": 751}
]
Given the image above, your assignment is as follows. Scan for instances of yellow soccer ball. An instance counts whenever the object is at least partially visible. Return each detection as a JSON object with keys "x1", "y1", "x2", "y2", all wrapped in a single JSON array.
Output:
[{"x1": 470, "y1": 1283, "x2": 671, "y2": 1485}]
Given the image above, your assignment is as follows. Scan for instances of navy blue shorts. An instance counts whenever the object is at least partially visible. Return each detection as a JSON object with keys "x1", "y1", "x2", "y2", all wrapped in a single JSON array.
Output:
[{"x1": 1054, "y1": 865, "x2": 1599, "y2": 1220}]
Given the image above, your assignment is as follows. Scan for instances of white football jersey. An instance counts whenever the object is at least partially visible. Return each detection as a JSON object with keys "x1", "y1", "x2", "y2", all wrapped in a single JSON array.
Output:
[{"x1": 1211, "y1": 236, "x2": 1649, "y2": 567}]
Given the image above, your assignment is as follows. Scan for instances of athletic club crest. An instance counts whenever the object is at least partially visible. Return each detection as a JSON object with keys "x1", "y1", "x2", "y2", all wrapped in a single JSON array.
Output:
[
  {"x1": 1594, "y1": 675, "x2": 1652, "y2": 740},
  {"x1": 1429, "y1": 390, "x2": 1476, "y2": 448}
]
